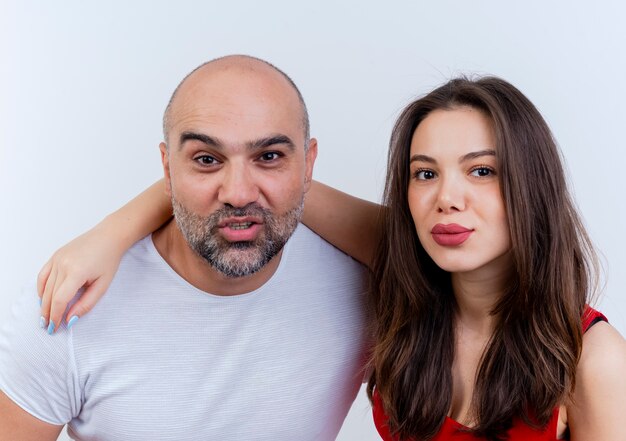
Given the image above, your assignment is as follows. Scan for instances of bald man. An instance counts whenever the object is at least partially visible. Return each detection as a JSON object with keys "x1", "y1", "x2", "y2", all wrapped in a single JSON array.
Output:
[{"x1": 0, "y1": 56, "x2": 368, "y2": 441}]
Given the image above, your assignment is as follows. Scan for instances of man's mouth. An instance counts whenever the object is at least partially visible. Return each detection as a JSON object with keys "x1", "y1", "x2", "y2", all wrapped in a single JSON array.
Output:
[
  {"x1": 218, "y1": 217, "x2": 263, "y2": 242},
  {"x1": 228, "y1": 222, "x2": 254, "y2": 230}
]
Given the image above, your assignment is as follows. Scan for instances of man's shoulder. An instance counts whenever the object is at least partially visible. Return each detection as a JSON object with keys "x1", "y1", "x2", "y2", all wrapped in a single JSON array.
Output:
[
  {"x1": 288, "y1": 224, "x2": 364, "y2": 264},
  {"x1": 0, "y1": 283, "x2": 78, "y2": 425},
  {"x1": 112, "y1": 234, "x2": 169, "y2": 284},
  {"x1": 282, "y1": 224, "x2": 367, "y2": 282},
  {"x1": 76, "y1": 234, "x2": 188, "y2": 322},
  {"x1": 121, "y1": 234, "x2": 159, "y2": 265}
]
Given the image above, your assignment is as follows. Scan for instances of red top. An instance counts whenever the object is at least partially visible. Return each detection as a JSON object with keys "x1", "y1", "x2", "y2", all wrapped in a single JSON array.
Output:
[{"x1": 372, "y1": 307, "x2": 607, "y2": 441}]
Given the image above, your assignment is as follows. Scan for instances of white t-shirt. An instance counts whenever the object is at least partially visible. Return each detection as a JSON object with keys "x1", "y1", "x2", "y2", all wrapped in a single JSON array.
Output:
[{"x1": 0, "y1": 225, "x2": 368, "y2": 440}]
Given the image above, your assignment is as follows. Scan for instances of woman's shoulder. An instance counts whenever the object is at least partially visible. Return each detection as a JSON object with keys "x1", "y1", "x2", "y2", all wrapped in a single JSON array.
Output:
[
  {"x1": 577, "y1": 307, "x2": 622, "y2": 381},
  {"x1": 582, "y1": 306, "x2": 607, "y2": 332},
  {"x1": 566, "y1": 319, "x2": 626, "y2": 438},
  {"x1": 576, "y1": 321, "x2": 626, "y2": 384}
]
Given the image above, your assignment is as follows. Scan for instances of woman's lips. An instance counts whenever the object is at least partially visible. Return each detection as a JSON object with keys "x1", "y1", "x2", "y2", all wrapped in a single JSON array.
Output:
[{"x1": 431, "y1": 223, "x2": 474, "y2": 246}]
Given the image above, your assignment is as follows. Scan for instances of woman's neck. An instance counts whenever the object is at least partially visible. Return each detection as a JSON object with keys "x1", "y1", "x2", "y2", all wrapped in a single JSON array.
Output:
[{"x1": 451, "y1": 252, "x2": 514, "y2": 334}]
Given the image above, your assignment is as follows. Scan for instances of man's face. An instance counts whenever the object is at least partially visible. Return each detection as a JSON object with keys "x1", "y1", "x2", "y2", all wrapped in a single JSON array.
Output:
[{"x1": 161, "y1": 63, "x2": 317, "y2": 278}]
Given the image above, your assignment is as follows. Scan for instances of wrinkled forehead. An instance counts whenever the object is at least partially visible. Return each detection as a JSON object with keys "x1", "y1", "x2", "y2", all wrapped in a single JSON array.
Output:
[{"x1": 167, "y1": 66, "x2": 305, "y2": 147}]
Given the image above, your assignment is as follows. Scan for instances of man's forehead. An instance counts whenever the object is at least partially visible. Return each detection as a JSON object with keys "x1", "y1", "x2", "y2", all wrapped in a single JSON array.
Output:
[
  {"x1": 163, "y1": 57, "x2": 308, "y2": 146},
  {"x1": 169, "y1": 81, "x2": 302, "y2": 142},
  {"x1": 173, "y1": 62, "x2": 301, "y2": 113},
  {"x1": 171, "y1": 99, "x2": 301, "y2": 140}
]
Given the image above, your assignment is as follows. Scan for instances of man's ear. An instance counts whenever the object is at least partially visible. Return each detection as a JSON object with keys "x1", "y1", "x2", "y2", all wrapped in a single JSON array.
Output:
[
  {"x1": 159, "y1": 142, "x2": 172, "y2": 198},
  {"x1": 304, "y1": 138, "x2": 318, "y2": 193}
]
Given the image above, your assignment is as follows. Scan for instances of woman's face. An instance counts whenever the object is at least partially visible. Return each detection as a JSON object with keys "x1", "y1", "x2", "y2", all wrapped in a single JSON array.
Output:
[{"x1": 407, "y1": 106, "x2": 512, "y2": 277}]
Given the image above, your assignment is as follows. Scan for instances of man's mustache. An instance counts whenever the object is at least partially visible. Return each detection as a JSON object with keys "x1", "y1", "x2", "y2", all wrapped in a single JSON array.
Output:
[{"x1": 209, "y1": 203, "x2": 271, "y2": 224}]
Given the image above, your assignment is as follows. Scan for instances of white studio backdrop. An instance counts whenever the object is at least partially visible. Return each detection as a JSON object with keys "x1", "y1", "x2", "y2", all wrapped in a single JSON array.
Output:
[{"x1": 1, "y1": 1, "x2": 624, "y2": 440}]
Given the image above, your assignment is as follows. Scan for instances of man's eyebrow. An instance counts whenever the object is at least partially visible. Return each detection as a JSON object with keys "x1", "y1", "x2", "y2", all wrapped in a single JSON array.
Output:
[
  {"x1": 179, "y1": 132, "x2": 221, "y2": 150},
  {"x1": 247, "y1": 135, "x2": 295, "y2": 151},
  {"x1": 178, "y1": 132, "x2": 295, "y2": 152}
]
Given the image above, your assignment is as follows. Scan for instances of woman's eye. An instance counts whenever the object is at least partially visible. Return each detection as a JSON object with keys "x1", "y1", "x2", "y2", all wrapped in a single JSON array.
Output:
[
  {"x1": 195, "y1": 155, "x2": 217, "y2": 165},
  {"x1": 414, "y1": 169, "x2": 436, "y2": 180},
  {"x1": 470, "y1": 167, "x2": 495, "y2": 177}
]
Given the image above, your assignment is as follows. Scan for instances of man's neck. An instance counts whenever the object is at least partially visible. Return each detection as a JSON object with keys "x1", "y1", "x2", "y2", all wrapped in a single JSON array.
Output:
[{"x1": 152, "y1": 219, "x2": 284, "y2": 296}]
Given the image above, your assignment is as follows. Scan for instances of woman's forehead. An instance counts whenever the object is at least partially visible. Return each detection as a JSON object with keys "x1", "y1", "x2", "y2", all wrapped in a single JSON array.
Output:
[{"x1": 410, "y1": 108, "x2": 496, "y2": 158}]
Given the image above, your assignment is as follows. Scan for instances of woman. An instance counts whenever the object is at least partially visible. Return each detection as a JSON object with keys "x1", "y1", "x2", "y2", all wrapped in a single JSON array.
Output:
[{"x1": 37, "y1": 77, "x2": 626, "y2": 440}]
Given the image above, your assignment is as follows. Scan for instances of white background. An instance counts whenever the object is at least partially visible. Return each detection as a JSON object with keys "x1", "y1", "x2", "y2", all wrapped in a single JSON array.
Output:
[{"x1": 1, "y1": 1, "x2": 625, "y2": 440}]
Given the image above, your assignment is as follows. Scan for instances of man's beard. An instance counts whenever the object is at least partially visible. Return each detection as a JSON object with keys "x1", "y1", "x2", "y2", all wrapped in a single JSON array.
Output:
[{"x1": 172, "y1": 196, "x2": 303, "y2": 278}]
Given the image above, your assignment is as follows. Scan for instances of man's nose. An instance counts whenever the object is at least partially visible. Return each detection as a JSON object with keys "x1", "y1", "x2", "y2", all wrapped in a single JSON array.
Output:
[
  {"x1": 436, "y1": 175, "x2": 466, "y2": 214},
  {"x1": 217, "y1": 163, "x2": 260, "y2": 208}
]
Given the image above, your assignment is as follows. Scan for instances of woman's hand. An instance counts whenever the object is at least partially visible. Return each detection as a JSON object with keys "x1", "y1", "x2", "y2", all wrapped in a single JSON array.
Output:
[
  {"x1": 37, "y1": 179, "x2": 173, "y2": 334},
  {"x1": 37, "y1": 222, "x2": 126, "y2": 334}
]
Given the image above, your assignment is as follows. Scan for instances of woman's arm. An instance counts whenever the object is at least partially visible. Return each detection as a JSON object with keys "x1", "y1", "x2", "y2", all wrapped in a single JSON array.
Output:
[
  {"x1": 566, "y1": 321, "x2": 626, "y2": 439},
  {"x1": 40, "y1": 179, "x2": 383, "y2": 333},
  {"x1": 39, "y1": 179, "x2": 172, "y2": 333},
  {"x1": 303, "y1": 181, "x2": 383, "y2": 268}
]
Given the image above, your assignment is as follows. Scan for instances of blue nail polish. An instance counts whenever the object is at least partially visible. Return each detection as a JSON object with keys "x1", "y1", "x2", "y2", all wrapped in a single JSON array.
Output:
[
  {"x1": 38, "y1": 298, "x2": 42, "y2": 306},
  {"x1": 39, "y1": 316, "x2": 46, "y2": 328},
  {"x1": 67, "y1": 315, "x2": 79, "y2": 330},
  {"x1": 47, "y1": 320, "x2": 55, "y2": 335}
]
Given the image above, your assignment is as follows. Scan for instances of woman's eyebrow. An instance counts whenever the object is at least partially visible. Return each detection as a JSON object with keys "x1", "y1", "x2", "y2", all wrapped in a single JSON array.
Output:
[
  {"x1": 410, "y1": 154, "x2": 436, "y2": 164},
  {"x1": 459, "y1": 149, "x2": 496, "y2": 163}
]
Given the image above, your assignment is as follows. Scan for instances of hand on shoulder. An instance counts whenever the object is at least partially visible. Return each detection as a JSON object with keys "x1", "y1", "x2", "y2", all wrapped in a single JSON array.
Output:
[
  {"x1": 37, "y1": 222, "x2": 126, "y2": 334},
  {"x1": 37, "y1": 179, "x2": 172, "y2": 334}
]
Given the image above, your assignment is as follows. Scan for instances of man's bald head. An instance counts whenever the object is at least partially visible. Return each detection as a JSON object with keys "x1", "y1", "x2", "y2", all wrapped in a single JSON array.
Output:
[{"x1": 162, "y1": 55, "x2": 310, "y2": 149}]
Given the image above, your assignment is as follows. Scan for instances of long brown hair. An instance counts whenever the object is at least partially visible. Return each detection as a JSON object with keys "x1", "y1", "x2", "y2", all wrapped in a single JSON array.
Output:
[{"x1": 367, "y1": 77, "x2": 598, "y2": 440}]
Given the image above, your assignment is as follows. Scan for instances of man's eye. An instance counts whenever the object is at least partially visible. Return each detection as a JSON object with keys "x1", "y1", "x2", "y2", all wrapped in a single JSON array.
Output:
[
  {"x1": 195, "y1": 155, "x2": 217, "y2": 165},
  {"x1": 260, "y1": 152, "x2": 280, "y2": 161},
  {"x1": 470, "y1": 166, "x2": 495, "y2": 177},
  {"x1": 413, "y1": 169, "x2": 436, "y2": 180}
]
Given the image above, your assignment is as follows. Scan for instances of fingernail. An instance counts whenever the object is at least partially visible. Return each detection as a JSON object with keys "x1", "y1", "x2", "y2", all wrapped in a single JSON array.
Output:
[
  {"x1": 38, "y1": 298, "x2": 42, "y2": 306},
  {"x1": 39, "y1": 316, "x2": 47, "y2": 328},
  {"x1": 67, "y1": 315, "x2": 79, "y2": 330},
  {"x1": 47, "y1": 320, "x2": 55, "y2": 335}
]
